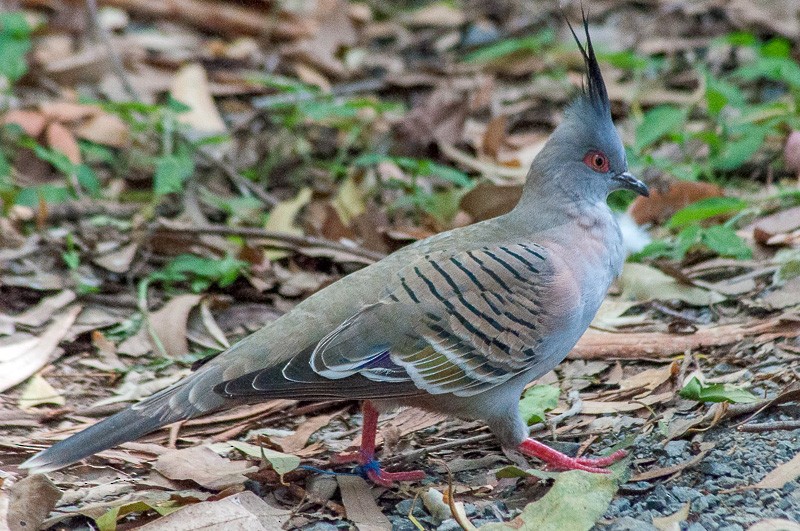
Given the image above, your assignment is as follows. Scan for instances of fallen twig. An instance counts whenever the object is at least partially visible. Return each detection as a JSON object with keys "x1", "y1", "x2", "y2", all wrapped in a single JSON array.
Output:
[
  {"x1": 738, "y1": 420, "x2": 800, "y2": 433},
  {"x1": 152, "y1": 219, "x2": 386, "y2": 263}
]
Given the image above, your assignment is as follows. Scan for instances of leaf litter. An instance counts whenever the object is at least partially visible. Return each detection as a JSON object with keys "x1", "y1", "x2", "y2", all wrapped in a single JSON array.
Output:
[{"x1": 0, "y1": 1, "x2": 799, "y2": 530}]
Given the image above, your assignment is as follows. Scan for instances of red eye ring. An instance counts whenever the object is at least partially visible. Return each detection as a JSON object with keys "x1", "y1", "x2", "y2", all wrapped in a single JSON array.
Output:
[{"x1": 583, "y1": 150, "x2": 610, "y2": 173}]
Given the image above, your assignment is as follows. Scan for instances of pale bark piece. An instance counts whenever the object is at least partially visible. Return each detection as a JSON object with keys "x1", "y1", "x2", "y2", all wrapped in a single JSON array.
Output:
[
  {"x1": 153, "y1": 445, "x2": 258, "y2": 490},
  {"x1": 4, "y1": 474, "x2": 62, "y2": 531},
  {"x1": 570, "y1": 316, "x2": 800, "y2": 360},
  {"x1": 149, "y1": 294, "x2": 202, "y2": 357},
  {"x1": 337, "y1": 475, "x2": 392, "y2": 531},
  {"x1": 137, "y1": 491, "x2": 290, "y2": 531},
  {"x1": 750, "y1": 451, "x2": 800, "y2": 489},
  {"x1": 0, "y1": 306, "x2": 81, "y2": 393}
]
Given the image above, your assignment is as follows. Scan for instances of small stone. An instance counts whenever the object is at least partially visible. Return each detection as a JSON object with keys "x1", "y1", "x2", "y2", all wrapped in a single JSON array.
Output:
[
  {"x1": 607, "y1": 516, "x2": 658, "y2": 531},
  {"x1": 389, "y1": 516, "x2": 420, "y2": 531},
  {"x1": 687, "y1": 524, "x2": 708, "y2": 531},
  {"x1": 663, "y1": 440, "x2": 689, "y2": 458},
  {"x1": 699, "y1": 461, "x2": 736, "y2": 477},
  {"x1": 396, "y1": 498, "x2": 426, "y2": 517},
  {"x1": 437, "y1": 519, "x2": 462, "y2": 531},
  {"x1": 671, "y1": 487, "x2": 701, "y2": 503},
  {"x1": 463, "y1": 503, "x2": 478, "y2": 517},
  {"x1": 301, "y1": 523, "x2": 339, "y2": 531}
]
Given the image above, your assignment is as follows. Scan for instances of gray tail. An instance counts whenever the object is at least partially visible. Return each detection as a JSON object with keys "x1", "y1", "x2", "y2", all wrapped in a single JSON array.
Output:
[{"x1": 21, "y1": 368, "x2": 226, "y2": 474}]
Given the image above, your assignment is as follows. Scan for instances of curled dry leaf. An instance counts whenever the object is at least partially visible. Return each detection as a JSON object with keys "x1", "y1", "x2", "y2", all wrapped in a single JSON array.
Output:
[
  {"x1": 0, "y1": 306, "x2": 81, "y2": 393},
  {"x1": 149, "y1": 294, "x2": 203, "y2": 357}
]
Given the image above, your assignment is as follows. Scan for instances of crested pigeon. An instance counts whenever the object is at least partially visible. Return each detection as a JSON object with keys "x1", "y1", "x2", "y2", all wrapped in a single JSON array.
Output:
[{"x1": 21, "y1": 17, "x2": 648, "y2": 486}]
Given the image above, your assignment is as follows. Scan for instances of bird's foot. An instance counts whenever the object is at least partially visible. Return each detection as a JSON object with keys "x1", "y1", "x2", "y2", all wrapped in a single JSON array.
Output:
[
  {"x1": 332, "y1": 449, "x2": 425, "y2": 487},
  {"x1": 518, "y1": 438, "x2": 627, "y2": 474}
]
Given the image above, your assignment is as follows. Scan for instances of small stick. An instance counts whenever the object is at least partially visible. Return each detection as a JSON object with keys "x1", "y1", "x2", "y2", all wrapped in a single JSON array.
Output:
[
  {"x1": 738, "y1": 420, "x2": 800, "y2": 433},
  {"x1": 151, "y1": 220, "x2": 386, "y2": 263}
]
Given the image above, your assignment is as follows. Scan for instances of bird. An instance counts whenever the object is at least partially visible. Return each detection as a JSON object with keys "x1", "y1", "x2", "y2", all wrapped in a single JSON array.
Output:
[{"x1": 21, "y1": 16, "x2": 648, "y2": 487}]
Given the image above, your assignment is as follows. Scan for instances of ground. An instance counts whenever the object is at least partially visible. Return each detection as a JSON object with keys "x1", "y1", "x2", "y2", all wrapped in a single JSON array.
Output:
[{"x1": 1, "y1": 1, "x2": 799, "y2": 530}]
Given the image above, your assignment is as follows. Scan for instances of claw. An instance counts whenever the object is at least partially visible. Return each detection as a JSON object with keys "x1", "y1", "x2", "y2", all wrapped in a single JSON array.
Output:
[{"x1": 518, "y1": 438, "x2": 626, "y2": 473}]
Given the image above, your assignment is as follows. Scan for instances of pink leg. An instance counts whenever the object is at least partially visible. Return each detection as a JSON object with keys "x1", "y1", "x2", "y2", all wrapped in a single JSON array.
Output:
[
  {"x1": 333, "y1": 401, "x2": 426, "y2": 487},
  {"x1": 518, "y1": 438, "x2": 627, "y2": 474}
]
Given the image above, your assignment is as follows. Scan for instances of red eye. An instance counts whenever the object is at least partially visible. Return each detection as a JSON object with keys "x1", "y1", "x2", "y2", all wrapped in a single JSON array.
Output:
[{"x1": 583, "y1": 150, "x2": 609, "y2": 173}]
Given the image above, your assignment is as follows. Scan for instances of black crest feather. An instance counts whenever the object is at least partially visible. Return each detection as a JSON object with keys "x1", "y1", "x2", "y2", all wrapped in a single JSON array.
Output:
[{"x1": 566, "y1": 11, "x2": 609, "y2": 115}]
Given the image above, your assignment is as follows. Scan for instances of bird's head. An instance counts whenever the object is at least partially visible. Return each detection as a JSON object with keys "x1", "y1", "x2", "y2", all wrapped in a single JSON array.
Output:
[{"x1": 526, "y1": 15, "x2": 648, "y2": 204}]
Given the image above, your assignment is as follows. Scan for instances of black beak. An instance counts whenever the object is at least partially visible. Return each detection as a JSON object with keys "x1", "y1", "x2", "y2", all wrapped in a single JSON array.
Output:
[{"x1": 613, "y1": 171, "x2": 649, "y2": 197}]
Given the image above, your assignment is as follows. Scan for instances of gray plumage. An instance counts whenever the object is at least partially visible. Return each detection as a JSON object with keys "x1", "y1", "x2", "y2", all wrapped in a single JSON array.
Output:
[{"x1": 21, "y1": 18, "x2": 648, "y2": 475}]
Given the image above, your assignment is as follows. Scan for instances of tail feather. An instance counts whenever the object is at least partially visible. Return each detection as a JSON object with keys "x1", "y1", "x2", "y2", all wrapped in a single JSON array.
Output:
[{"x1": 21, "y1": 368, "x2": 226, "y2": 474}]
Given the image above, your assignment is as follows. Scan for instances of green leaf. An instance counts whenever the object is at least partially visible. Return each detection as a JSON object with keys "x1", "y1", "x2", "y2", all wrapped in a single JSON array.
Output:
[
  {"x1": 154, "y1": 153, "x2": 194, "y2": 195},
  {"x1": 701, "y1": 225, "x2": 752, "y2": 259},
  {"x1": 704, "y1": 73, "x2": 745, "y2": 115},
  {"x1": 76, "y1": 164, "x2": 101, "y2": 196},
  {"x1": 481, "y1": 460, "x2": 628, "y2": 531},
  {"x1": 0, "y1": 12, "x2": 32, "y2": 84},
  {"x1": 463, "y1": 29, "x2": 554, "y2": 63},
  {"x1": 668, "y1": 197, "x2": 748, "y2": 228},
  {"x1": 518, "y1": 384, "x2": 560, "y2": 425},
  {"x1": 635, "y1": 105, "x2": 686, "y2": 151},
  {"x1": 15, "y1": 184, "x2": 71, "y2": 207},
  {"x1": 153, "y1": 254, "x2": 249, "y2": 292},
  {"x1": 223, "y1": 441, "x2": 301, "y2": 477},
  {"x1": 714, "y1": 125, "x2": 767, "y2": 171},
  {"x1": 679, "y1": 376, "x2": 758, "y2": 404}
]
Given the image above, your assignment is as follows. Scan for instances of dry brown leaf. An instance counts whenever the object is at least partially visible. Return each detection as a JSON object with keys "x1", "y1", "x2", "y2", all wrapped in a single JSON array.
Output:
[
  {"x1": 0, "y1": 306, "x2": 81, "y2": 393},
  {"x1": 749, "y1": 451, "x2": 800, "y2": 489},
  {"x1": 751, "y1": 206, "x2": 800, "y2": 245},
  {"x1": 748, "y1": 519, "x2": 800, "y2": 531},
  {"x1": 39, "y1": 101, "x2": 97, "y2": 123},
  {"x1": 3, "y1": 474, "x2": 62, "y2": 531},
  {"x1": 92, "y1": 242, "x2": 139, "y2": 274},
  {"x1": 75, "y1": 112, "x2": 130, "y2": 148},
  {"x1": 153, "y1": 445, "x2": 258, "y2": 490},
  {"x1": 3, "y1": 109, "x2": 47, "y2": 137},
  {"x1": 45, "y1": 121, "x2": 81, "y2": 165},
  {"x1": 619, "y1": 363, "x2": 678, "y2": 395},
  {"x1": 481, "y1": 116, "x2": 507, "y2": 160},
  {"x1": 652, "y1": 503, "x2": 690, "y2": 531},
  {"x1": 627, "y1": 181, "x2": 724, "y2": 225},
  {"x1": 273, "y1": 409, "x2": 343, "y2": 453},
  {"x1": 337, "y1": 475, "x2": 392, "y2": 531},
  {"x1": 149, "y1": 294, "x2": 203, "y2": 357},
  {"x1": 12, "y1": 289, "x2": 76, "y2": 327},
  {"x1": 559, "y1": 392, "x2": 673, "y2": 415},
  {"x1": 137, "y1": 491, "x2": 290, "y2": 531},
  {"x1": 171, "y1": 63, "x2": 227, "y2": 135},
  {"x1": 18, "y1": 374, "x2": 65, "y2": 410},
  {"x1": 631, "y1": 443, "x2": 714, "y2": 482}
]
